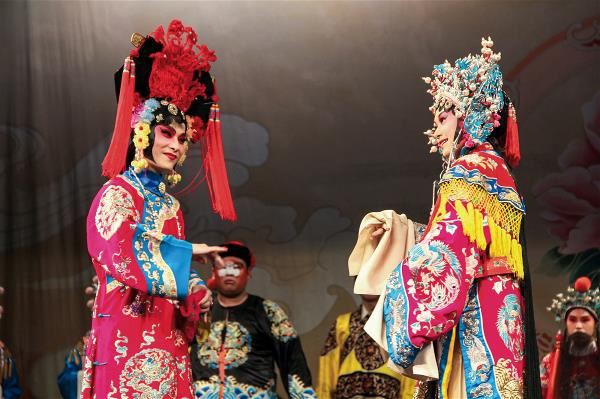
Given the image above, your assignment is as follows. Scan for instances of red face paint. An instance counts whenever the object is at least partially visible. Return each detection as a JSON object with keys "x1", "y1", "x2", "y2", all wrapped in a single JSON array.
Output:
[{"x1": 214, "y1": 256, "x2": 249, "y2": 298}]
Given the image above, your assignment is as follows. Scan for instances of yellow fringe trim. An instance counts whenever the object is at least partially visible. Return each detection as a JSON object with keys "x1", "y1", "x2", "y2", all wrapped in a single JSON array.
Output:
[{"x1": 439, "y1": 179, "x2": 525, "y2": 279}]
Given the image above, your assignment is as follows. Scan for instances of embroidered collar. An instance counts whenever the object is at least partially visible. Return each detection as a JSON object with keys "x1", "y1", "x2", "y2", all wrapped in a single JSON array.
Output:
[{"x1": 124, "y1": 168, "x2": 166, "y2": 196}]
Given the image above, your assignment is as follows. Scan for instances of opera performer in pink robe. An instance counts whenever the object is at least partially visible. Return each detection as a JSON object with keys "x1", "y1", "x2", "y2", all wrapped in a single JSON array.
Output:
[
  {"x1": 82, "y1": 19, "x2": 237, "y2": 399},
  {"x1": 372, "y1": 38, "x2": 543, "y2": 399}
]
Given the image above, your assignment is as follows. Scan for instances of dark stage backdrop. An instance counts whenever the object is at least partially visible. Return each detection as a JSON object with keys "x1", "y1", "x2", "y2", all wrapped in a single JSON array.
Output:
[{"x1": 0, "y1": 1, "x2": 598, "y2": 397}]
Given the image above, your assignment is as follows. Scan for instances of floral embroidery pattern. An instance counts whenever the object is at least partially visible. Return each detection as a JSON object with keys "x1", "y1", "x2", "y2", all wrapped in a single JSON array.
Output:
[
  {"x1": 95, "y1": 185, "x2": 139, "y2": 240},
  {"x1": 461, "y1": 152, "x2": 499, "y2": 171},
  {"x1": 263, "y1": 300, "x2": 298, "y2": 342},
  {"x1": 198, "y1": 321, "x2": 251, "y2": 369},
  {"x1": 122, "y1": 292, "x2": 152, "y2": 317}
]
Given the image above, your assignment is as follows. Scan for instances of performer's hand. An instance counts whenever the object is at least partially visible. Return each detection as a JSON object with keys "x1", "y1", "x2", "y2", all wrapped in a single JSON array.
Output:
[
  {"x1": 370, "y1": 225, "x2": 389, "y2": 240},
  {"x1": 192, "y1": 244, "x2": 227, "y2": 264},
  {"x1": 190, "y1": 284, "x2": 213, "y2": 313},
  {"x1": 198, "y1": 288, "x2": 213, "y2": 314}
]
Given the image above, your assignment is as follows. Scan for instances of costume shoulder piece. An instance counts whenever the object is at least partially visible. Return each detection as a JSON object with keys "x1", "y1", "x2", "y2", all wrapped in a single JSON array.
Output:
[
  {"x1": 440, "y1": 146, "x2": 524, "y2": 212},
  {"x1": 438, "y1": 145, "x2": 525, "y2": 279}
]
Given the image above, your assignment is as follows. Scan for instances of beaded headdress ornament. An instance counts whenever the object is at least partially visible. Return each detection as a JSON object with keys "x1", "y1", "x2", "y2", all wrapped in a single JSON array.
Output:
[
  {"x1": 548, "y1": 277, "x2": 600, "y2": 322},
  {"x1": 423, "y1": 37, "x2": 520, "y2": 167}
]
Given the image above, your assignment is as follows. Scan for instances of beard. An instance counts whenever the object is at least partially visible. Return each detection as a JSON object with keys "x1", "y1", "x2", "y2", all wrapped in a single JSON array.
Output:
[{"x1": 567, "y1": 331, "x2": 597, "y2": 356}]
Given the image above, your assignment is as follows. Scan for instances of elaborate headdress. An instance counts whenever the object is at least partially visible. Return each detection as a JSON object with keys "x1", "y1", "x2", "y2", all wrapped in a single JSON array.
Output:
[
  {"x1": 548, "y1": 277, "x2": 600, "y2": 322},
  {"x1": 101, "y1": 20, "x2": 236, "y2": 221},
  {"x1": 423, "y1": 37, "x2": 521, "y2": 167}
]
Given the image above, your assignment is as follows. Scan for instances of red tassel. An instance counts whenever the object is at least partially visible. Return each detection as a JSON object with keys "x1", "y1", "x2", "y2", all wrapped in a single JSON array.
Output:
[
  {"x1": 505, "y1": 103, "x2": 521, "y2": 168},
  {"x1": 203, "y1": 104, "x2": 237, "y2": 221},
  {"x1": 101, "y1": 58, "x2": 137, "y2": 178},
  {"x1": 546, "y1": 330, "x2": 562, "y2": 399}
]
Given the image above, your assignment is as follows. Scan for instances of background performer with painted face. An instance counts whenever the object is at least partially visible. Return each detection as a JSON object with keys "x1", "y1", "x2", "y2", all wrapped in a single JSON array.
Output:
[
  {"x1": 368, "y1": 37, "x2": 542, "y2": 398},
  {"x1": 83, "y1": 20, "x2": 236, "y2": 399},
  {"x1": 541, "y1": 277, "x2": 599, "y2": 399},
  {"x1": 191, "y1": 241, "x2": 316, "y2": 399}
]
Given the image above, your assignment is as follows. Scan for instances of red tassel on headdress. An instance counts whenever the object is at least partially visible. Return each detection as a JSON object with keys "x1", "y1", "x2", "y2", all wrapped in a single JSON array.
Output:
[
  {"x1": 101, "y1": 58, "x2": 136, "y2": 178},
  {"x1": 203, "y1": 104, "x2": 237, "y2": 221},
  {"x1": 505, "y1": 102, "x2": 521, "y2": 168}
]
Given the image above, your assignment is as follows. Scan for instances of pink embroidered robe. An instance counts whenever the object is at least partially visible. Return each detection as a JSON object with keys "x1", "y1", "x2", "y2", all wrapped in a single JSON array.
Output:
[
  {"x1": 81, "y1": 169, "x2": 203, "y2": 399},
  {"x1": 384, "y1": 144, "x2": 527, "y2": 398}
]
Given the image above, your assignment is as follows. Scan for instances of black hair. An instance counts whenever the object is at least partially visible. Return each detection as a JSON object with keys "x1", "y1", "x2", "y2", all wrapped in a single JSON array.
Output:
[{"x1": 487, "y1": 94, "x2": 511, "y2": 163}]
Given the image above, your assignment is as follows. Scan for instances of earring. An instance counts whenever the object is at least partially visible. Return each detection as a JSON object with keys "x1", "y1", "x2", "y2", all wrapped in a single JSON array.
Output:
[
  {"x1": 131, "y1": 149, "x2": 149, "y2": 173},
  {"x1": 167, "y1": 170, "x2": 182, "y2": 186}
]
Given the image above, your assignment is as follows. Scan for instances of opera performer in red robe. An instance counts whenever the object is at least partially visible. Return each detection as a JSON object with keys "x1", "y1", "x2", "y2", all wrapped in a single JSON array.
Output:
[{"x1": 82, "y1": 19, "x2": 237, "y2": 399}]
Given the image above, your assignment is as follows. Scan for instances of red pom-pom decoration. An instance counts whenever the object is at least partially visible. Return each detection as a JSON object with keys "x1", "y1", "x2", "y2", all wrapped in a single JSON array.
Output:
[{"x1": 574, "y1": 276, "x2": 592, "y2": 293}]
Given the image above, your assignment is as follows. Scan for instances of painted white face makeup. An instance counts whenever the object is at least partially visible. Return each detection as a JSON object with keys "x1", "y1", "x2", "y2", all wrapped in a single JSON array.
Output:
[
  {"x1": 216, "y1": 263, "x2": 243, "y2": 277},
  {"x1": 432, "y1": 109, "x2": 459, "y2": 160},
  {"x1": 148, "y1": 121, "x2": 188, "y2": 173}
]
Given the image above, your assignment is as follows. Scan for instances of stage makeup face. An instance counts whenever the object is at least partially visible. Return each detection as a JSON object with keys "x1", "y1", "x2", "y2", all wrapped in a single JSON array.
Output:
[
  {"x1": 214, "y1": 255, "x2": 250, "y2": 298},
  {"x1": 432, "y1": 109, "x2": 458, "y2": 159},
  {"x1": 566, "y1": 308, "x2": 597, "y2": 338},
  {"x1": 148, "y1": 121, "x2": 187, "y2": 173}
]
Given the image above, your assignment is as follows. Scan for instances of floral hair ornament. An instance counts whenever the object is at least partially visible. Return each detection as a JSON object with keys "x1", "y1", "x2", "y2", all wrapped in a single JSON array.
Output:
[
  {"x1": 101, "y1": 20, "x2": 237, "y2": 221},
  {"x1": 547, "y1": 277, "x2": 600, "y2": 322},
  {"x1": 422, "y1": 37, "x2": 521, "y2": 167}
]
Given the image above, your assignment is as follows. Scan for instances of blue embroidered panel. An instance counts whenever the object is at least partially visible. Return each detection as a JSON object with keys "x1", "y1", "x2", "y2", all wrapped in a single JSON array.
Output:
[
  {"x1": 459, "y1": 285, "x2": 499, "y2": 398},
  {"x1": 440, "y1": 164, "x2": 525, "y2": 213},
  {"x1": 384, "y1": 263, "x2": 420, "y2": 368}
]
